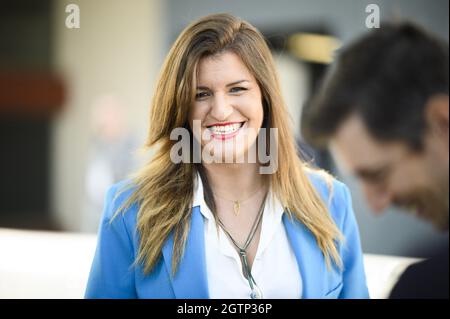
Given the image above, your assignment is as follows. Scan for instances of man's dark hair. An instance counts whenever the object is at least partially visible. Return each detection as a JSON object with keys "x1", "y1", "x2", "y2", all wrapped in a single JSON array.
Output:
[{"x1": 301, "y1": 21, "x2": 449, "y2": 150}]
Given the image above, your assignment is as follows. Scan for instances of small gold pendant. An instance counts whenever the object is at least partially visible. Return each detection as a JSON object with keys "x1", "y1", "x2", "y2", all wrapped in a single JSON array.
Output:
[{"x1": 233, "y1": 201, "x2": 240, "y2": 216}]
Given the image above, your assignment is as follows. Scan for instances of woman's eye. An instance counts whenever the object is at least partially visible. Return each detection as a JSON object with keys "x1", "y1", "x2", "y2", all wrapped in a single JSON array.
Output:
[
  {"x1": 195, "y1": 92, "x2": 210, "y2": 99},
  {"x1": 230, "y1": 87, "x2": 247, "y2": 93}
]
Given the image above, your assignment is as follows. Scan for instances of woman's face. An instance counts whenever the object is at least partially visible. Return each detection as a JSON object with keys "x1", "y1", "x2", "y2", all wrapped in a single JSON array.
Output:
[{"x1": 188, "y1": 51, "x2": 264, "y2": 163}]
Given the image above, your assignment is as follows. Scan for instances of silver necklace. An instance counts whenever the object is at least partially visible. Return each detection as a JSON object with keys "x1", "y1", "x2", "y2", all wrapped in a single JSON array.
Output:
[{"x1": 216, "y1": 192, "x2": 267, "y2": 299}]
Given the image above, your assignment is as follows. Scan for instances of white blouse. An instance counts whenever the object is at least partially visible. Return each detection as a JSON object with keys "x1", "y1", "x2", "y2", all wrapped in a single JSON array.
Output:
[{"x1": 193, "y1": 173, "x2": 302, "y2": 299}]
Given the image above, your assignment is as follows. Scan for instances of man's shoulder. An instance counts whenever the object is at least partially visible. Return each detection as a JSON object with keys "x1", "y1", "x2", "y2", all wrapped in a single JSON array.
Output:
[{"x1": 390, "y1": 244, "x2": 449, "y2": 299}]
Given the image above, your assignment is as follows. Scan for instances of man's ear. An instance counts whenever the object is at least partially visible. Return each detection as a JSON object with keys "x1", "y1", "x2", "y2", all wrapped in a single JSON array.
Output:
[{"x1": 425, "y1": 94, "x2": 449, "y2": 143}]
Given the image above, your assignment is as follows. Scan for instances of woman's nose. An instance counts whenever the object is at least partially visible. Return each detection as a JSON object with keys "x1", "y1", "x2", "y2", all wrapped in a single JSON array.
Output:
[{"x1": 209, "y1": 93, "x2": 234, "y2": 121}]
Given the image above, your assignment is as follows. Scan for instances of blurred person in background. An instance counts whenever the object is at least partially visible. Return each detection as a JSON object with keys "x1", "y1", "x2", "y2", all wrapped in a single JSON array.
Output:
[
  {"x1": 302, "y1": 22, "x2": 449, "y2": 298},
  {"x1": 85, "y1": 13, "x2": 369, "y2": 299},
  {"x1": 82, "y1": 95, "x2": 138, "y2": 233}
]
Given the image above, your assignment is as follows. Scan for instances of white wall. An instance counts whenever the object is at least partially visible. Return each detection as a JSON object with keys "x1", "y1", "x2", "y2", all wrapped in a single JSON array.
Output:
[{"x1": 51, "y1": 0, "x2": 165, "y2": 231}]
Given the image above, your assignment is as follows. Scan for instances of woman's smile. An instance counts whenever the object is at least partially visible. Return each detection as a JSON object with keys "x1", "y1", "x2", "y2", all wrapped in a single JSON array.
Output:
[{"x1": 206, "y1": 121, "x2": 246, "y2": 140}]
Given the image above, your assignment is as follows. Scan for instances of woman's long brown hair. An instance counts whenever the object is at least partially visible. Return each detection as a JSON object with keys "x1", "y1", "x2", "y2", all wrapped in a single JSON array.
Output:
[{"x1": 114, "y1": 13, "x2": 343, "y2": 276}]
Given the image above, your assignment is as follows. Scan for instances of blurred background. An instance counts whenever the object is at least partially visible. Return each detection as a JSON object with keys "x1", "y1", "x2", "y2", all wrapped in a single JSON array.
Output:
[{"x1": 0, "y1": 0, "x2": 448, "y2": 258}]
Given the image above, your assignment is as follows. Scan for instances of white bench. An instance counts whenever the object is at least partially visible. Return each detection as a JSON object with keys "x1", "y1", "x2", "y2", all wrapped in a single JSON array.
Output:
[{"x1": 0, "y1": 228, "x2": 419, "y2": 299}]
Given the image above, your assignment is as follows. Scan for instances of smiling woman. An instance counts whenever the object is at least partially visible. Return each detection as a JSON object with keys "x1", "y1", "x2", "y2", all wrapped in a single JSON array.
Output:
[
  {"x1": 190, "y1": 52, "x2": 263, "y2": 161},
  {"x1": 84, "y1": 13, "x2": 369, "y2": 299}
]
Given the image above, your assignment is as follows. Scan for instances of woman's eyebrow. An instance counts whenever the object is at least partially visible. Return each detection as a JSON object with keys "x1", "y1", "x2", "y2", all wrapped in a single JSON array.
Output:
[
  {"x1": 196, "y1": 79, "x2": 250, "y2": 90},
  {"x1": 226, "y1": 79, "x2": 250, "y2": 87}
]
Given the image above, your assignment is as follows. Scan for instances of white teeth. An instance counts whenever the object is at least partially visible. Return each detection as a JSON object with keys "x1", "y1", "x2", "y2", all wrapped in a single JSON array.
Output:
[{"x1": 208, "y1": 123, "x2": 242, "y2": 134}]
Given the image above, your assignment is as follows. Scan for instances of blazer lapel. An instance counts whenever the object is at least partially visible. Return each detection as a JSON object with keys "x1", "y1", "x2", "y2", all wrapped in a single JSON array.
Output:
[
  {"x1": 283, "y1": 214, "x2": 327, "y2": 298},
  {"x1": 162, "y1": 206, "x2": 209, "y2": 298},
  {"x1": 161, "y1": 208, "x2": 328, "y2": 298}
]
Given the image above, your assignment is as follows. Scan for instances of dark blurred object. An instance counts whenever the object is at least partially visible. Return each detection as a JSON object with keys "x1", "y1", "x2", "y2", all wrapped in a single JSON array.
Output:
[
  {"x1": 0, "y1": 71, "x2": 65, "y2": 115},
  {"x1": 0, "y1": 0, "x2": 64, "y2": 231},
  {"x1": 390, "y1": 236, "x2": 449, "y2": 299},
  {"x1": 0, "y1": 116, "x2": 53, "y2": 229},
  {"x1": 297, "y1": 139, "x2": 335, "y2": 172},
  {"x1": 0, "y1": 0, "x2": 52, "y2": 69}
]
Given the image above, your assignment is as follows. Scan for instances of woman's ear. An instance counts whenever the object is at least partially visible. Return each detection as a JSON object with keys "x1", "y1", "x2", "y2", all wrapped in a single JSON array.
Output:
[{"x1": 425, "y1": 94, "x2": 449, "y2": 144}]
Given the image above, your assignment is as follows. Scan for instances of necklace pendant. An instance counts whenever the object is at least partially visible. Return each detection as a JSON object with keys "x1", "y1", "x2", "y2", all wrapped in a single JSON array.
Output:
[
  {"x1": 233, "y1": 201, "x2": 240, "y2": 216},
  {"x1": 250, "y1": 287, "x2": 263, "y2": 299}
]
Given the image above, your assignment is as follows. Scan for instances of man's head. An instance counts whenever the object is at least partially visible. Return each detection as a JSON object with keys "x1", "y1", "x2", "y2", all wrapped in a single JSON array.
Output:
[{"x1": 302, "y1": 22, "x2": 449, "y2": 230}]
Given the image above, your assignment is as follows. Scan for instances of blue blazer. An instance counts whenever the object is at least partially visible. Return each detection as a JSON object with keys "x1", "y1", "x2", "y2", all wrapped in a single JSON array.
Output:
[{"x1": 85, "y1": 172, "x2": 369, "y2": 299}]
